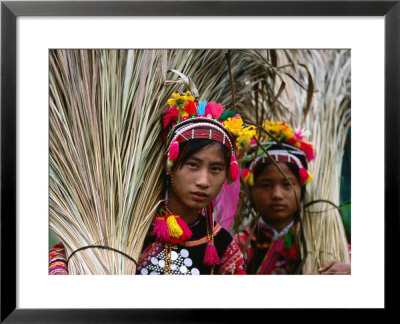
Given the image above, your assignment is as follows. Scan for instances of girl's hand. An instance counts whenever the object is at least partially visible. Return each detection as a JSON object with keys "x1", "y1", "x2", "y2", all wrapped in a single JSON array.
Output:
[{"x1": 318, "y1": 261, "x2": 351, "y2": 275}]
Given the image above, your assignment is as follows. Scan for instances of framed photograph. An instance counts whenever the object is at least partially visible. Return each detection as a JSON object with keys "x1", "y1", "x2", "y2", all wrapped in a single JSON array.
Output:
[{"x1": 1, "y1": 0, "x2": 398, "y2": 322}]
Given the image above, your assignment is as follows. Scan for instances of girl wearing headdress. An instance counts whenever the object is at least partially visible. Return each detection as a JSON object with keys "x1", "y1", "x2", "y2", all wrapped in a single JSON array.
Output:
[
  {"x1": 235, "y1": 121, "x2": 351, "y2": 275},
  {"x1": 49, "y1": 91, "x2": 248, "y2": 275},
  {"x1": 135, "y1": 92, "x2": 250, "y2": 275}
]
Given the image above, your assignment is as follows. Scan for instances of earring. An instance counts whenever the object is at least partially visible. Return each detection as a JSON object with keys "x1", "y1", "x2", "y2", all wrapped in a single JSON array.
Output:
[
  {"x1": 165, "y1": 174, "x2": 170, "y2": 208},
  {"x1": 170, "y1": 172, "x2": 176, "y2": 193}
]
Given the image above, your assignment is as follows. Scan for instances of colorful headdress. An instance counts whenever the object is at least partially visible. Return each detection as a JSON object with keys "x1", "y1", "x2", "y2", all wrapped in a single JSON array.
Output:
[
  {"x1": 241, "y1": 120, "x2": 316, "y2": 187},
  {"x1": 163, "y1": 91, "x2": 256, "y2": 184}
]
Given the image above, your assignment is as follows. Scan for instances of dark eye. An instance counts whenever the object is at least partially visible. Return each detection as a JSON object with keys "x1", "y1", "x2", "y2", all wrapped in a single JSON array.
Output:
[
  {"x1": 211, "y1": 166, "x2": 223, "y2": 173},
  {"x1": 187, "y1": 161, "x2": 198, "y2": 168}
]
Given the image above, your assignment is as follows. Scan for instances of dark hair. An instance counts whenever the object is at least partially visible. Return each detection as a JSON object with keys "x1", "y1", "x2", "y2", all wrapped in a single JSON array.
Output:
[
  {"x1": 253, "y1": 162, "x2": 306, "y2": 201},
  {"x1": 173, "y1": 139, "x2": 231, "y2": 175}
]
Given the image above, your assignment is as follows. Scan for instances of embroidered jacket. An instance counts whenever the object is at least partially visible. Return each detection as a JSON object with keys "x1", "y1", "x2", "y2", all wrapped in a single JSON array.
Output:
[
  {"x1": 235, "y1": 220, "x2": 300, "y2": 274},
  {"x1": 49, "y1": 243, "x2": 69, "y2": 275},
  {"x1": 49, "y1": 217, "x2": 245, "y2": 275},
  {"x1": 137, "y1": 215, "x2": 246, "y2": 275}
]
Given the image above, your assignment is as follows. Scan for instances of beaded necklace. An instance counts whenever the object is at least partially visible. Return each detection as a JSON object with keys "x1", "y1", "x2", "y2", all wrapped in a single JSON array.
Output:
[
  {"x1": 164, "y1": 242, "x2": 172, "y2": 275},
  {"x1": 156, "y1": 205, "x2": 217, "y2": 275}
]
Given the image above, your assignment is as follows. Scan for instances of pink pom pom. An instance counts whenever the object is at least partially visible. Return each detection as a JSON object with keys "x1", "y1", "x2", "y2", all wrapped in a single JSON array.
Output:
[
  {"x1": 175, "y1": 217, "x2": 193, "y2": 241},
  {"x1": 208, "y1": 102, "x2": 224, "y2": 119},
  {"x1": 203, "y1": 241, "x2": 220, "y2": 266},
  {"x1": 299, "y1": 168, "x2": 309, "y2": 186},
  {"x1": 205, "y1": 103, "x2": 212, "y2": 117},
  {"x1": 153, "y1": 217, "x2": 170, "y2": 242},
  {"x1": 168, "y1": 140, "x2": 179, "y2": 161},
  {"x1": 229, "y1": 155, "x2": 239, "y2": 182},
  {"x1": 294, "y1": 128, "x2": 305, "y2": 140}
]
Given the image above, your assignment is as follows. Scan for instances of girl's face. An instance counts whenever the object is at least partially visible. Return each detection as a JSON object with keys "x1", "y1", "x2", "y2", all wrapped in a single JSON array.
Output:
[
  {"x1": 170, "y1": 143, "x2": 227, "y2": 215},
  {"x1": 251, "y1": 162, "x2": 302, "y2": 231}
]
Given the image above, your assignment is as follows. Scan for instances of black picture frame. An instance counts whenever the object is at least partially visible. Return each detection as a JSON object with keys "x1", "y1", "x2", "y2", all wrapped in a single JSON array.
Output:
[{"x1": 1, "y1": 0, "x2": 398, "y2": 322}]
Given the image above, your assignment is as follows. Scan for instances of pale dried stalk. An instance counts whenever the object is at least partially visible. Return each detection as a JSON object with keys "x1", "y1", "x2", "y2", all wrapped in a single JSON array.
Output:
[
  {"x1": 49, "y1": 49, "x2": 262, "y2": 274},
  {"x1": 233, "y1": 50, "x2": 350, "y2": 274},
  {"x1": 275, "y1": 50, "x2": 351, "y2": 273}
]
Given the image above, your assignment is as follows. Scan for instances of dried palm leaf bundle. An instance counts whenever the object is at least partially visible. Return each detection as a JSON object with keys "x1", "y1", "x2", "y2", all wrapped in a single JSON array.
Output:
[
  {"x1": 276, "y1": 49, "x2": 351, "y2": 273},
  {"x1": 49, "y1": 49, "x2": 259, "y2": 274},
  {"x1": 233, "y1": 49, "x2": 350, "y2": 273}
]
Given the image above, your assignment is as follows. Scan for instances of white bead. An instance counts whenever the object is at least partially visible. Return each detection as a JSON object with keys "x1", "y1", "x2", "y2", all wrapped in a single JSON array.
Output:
[
  {"x1": 180, "y1": 249, "x2": 189, "y2": 258},
  {"x1": 184, "y1": 258, "x2": 193, "y2": 267},
  {"x1": 171, "y1": 251, "x2": 178, "y2": 261}
]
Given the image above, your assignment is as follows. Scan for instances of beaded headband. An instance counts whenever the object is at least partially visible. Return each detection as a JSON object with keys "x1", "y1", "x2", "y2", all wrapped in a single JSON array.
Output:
[{"x1": 241, "y1": 121, "x2": 315, "y2": 187}]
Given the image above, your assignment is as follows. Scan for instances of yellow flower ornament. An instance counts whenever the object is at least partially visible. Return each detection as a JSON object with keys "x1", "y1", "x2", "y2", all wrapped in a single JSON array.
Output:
[
  {"x1": 224, "y1": 116, "x2": 256, "y2": 148},
  {"x1": 167, "y1": 91, "x2": 195, "y2": 108}
]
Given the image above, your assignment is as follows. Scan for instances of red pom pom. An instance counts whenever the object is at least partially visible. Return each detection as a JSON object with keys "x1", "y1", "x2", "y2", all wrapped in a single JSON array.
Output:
[
  {"x1": 168, "y1": 140, "x2": 179, "y2": 161},
  {"x1": 163, "y1": 107, "x2": 179, "y2": 129},
  {"x1": 175, "y1": 217, "x2": 193, "y2": 241},
  {"x1": 300, "y1": 141, "x2": 315, "y2": 161},
  {"x1": 287, "y1": 137, "x2": 298, "y2": 146},
  {"x1": 203, "y1": 241, "x2": 220, "y2": 266},
  {"x1": 299, "y1": 167, "x2": 309, "y2": 186},
  {"x1": 183, "y1": 101, "x2": 198, "y2": 116},
  {"x1": 288, "y1": 243, "x2": 297, "y2": 260},
  {"x1": 241, "y1": 168, "x2": 250, "y2": 179},
  {"x1": 229, "y1": 155, "x2": 239, "y2": 182},
  {"x1": 153, "y1": 217, "x2": 170, "y2": 242}
]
